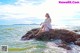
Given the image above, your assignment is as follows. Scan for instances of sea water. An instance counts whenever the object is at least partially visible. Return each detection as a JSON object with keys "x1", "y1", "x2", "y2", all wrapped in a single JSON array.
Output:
[{"x1": 0, "y1": 25, "x2": 80, "y2": 53}]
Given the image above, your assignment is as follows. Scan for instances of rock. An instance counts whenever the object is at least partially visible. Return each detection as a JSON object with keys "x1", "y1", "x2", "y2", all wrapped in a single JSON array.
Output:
[
  {"x1": 21, "y1": 28, "x2": 80, "y2": 45},
  {"x1": 74, "y1": 38, "x2": 80, "y2": 46},
  {"x1": 21, "y1": 28, "x2": 39, "y2": 40},
  {"x1": 58, "y1": 44, "x2": 71, "y2": 50},
  {"x1": 21, "y1": 28, "x2": 80, "y2": 50},
  {"x1": 73, "y1": 30, "x2": 80, "y2": 32},
  {"x1": 35, "y1": 31, "x2": 54, "y2": 41},
  {"x1": 74, "y1": 41, "x2": 80, "y2": 46}
]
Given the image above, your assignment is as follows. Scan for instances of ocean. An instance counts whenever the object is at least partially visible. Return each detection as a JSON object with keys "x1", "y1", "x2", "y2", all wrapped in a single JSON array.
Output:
[{"x1": 0, "y1": 25, "x2": 80, "y2": 53}]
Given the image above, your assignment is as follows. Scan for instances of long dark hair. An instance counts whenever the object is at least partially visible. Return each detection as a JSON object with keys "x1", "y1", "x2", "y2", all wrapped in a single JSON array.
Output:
[{"x1": 45, "y1": 13, "x2": 50, "y2": 18}]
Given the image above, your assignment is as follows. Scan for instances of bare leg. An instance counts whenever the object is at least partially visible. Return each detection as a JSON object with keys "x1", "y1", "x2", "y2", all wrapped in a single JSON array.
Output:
[
  {"x1": 35, "y1": 28, "x2": 42, "y2": 36},
  {"x1": 35, "y1": 26, "x2": 44, "y2": 36}
]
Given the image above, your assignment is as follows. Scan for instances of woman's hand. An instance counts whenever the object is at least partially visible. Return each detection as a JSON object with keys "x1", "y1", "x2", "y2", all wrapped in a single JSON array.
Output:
[{"x1": 40, "y1": 23, "x2": 43, "y2": 25}]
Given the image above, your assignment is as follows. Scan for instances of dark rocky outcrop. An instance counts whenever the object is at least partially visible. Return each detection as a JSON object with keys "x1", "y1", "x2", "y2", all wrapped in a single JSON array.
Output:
[
  {"x1": 73, "y1": 30, "x2": 80, "y2": 32},
  {"x1": 58, "y1": 44, "x2": 71, "y2": 50},
  {"x1": 21, "y1": 28, "x2": 80, "y2": 50},
  {"x1": 74, "y1": 38, "x2": 80, "y2": 46}
]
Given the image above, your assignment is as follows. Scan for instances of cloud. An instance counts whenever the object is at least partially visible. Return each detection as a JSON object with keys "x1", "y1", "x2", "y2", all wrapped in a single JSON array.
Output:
[
  {"x1": 0, "y1": 0, "x2": 80, "y2": 25},
  {"x1": 0, "y1": 0, "x2": 45, "y2": 19},
  {"x1": 15, "y1": 0, "x2": 44, "y2": 5}
]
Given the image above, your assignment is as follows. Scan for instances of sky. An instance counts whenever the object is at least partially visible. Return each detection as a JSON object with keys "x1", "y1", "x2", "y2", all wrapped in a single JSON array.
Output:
[{"x1": 0, "y1": 0, "x2": 80, "y2": 26}]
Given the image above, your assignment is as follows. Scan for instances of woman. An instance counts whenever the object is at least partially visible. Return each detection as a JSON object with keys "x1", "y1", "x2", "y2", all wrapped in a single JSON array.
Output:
[{"x1": 35, "y1": 13, "x2": 52, "y2": 36}]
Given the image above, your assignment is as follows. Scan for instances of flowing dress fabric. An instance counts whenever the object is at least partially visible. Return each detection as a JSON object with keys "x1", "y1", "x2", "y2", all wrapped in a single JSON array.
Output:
[{"x1": 42, "y1": 18, "x2": 52, "y2": 31}]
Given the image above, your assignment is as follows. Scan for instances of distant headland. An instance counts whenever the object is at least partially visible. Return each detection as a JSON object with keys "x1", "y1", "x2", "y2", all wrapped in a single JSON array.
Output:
[{"x1": 13, "y1": 23, "x2": 40, "y2": 25}]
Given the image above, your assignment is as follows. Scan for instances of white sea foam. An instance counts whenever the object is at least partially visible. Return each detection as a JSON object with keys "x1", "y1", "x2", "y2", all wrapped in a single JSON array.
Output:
[
  {"x1": 44, "y1": 42, "x2": 67, "y2": 53},
  {"x1": 45, "y1": 40, "x2": 80, "y2": 53}
]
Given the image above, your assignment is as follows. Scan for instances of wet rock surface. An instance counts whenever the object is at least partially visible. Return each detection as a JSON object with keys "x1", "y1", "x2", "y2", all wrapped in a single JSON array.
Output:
[
  {"x1": 21, "y1": 28, "x2": 80, "y2": 50},
  {"x1": 58, "y1": 44, "x2": 71, "y2": 50}
]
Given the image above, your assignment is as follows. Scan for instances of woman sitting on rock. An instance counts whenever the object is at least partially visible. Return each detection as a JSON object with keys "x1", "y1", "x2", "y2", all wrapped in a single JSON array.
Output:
[{"x1": 35, "y1": 13, "x2": 52, "y2": 36}]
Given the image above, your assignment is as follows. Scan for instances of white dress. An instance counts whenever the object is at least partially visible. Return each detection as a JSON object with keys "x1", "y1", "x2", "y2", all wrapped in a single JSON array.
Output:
[{"x1": 42, "y1": 18, "x2": 52, "y2": 31}]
